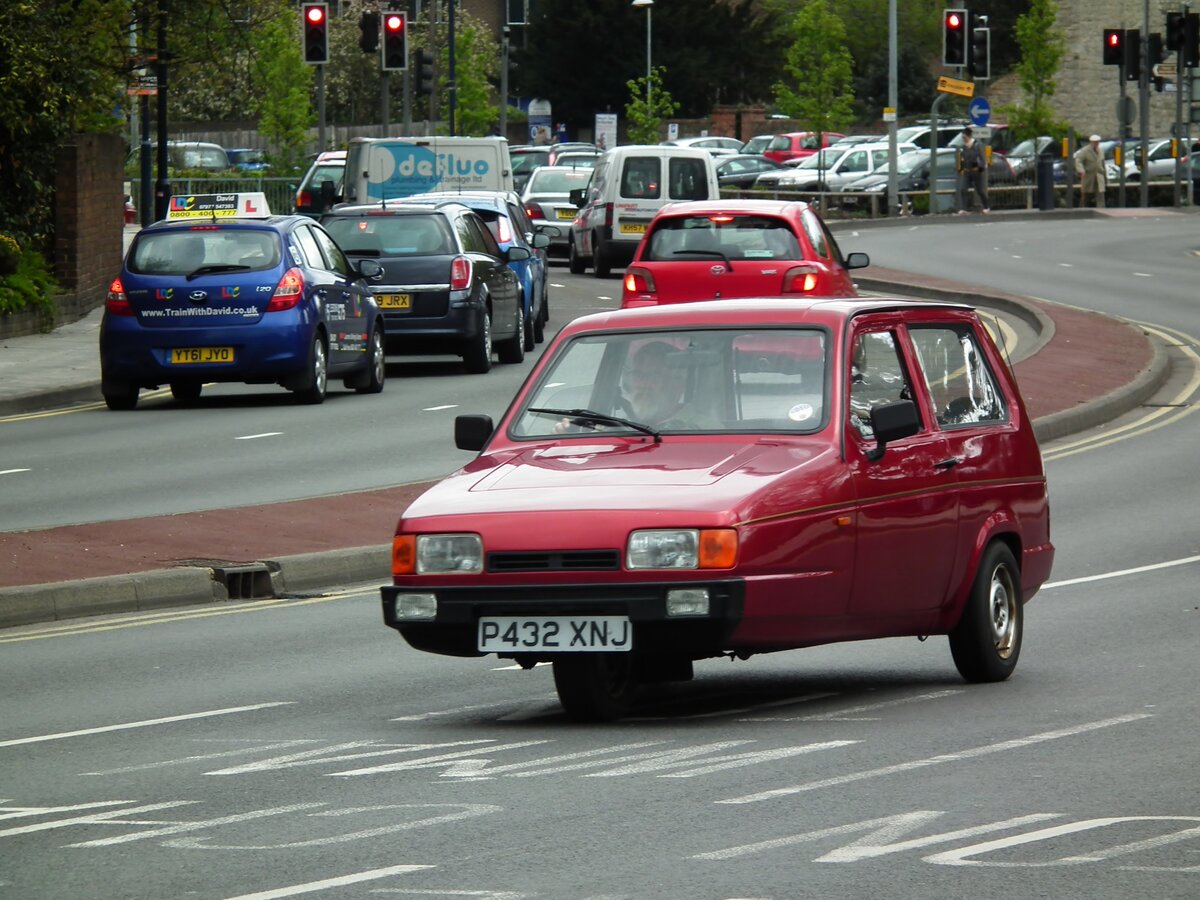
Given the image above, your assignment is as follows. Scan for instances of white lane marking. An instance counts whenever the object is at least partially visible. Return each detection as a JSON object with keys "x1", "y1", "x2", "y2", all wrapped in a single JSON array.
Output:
[
  {"x1": 222, "y1": 865, "x2": 433, "y2": 900},
  {"x1": 695, "y1": 811, "x2": 1061, "y2": 862},
  {"x1": 740, "y1": 690, "x2": 963, "y2": 722},
  {"x1": 206, "y1": 740, "x2": 499, "y2": 775},
  {"x1": 367, "y1": 890, "x2": 528, "y2": 898},
  {"x1": 235, "y1": 432, "x2": 283, "y2": 441},
  {"x1": 329, "y1": 741, "x2": 554, "y2": 777},
  {"x1": 1133, "y1": 272, "x2": 1153, "y2": 277},
  {"x1": 717, "y1": 714, "x2": 1150, "y2": 805},
  {"x1": 0, "y1": 702, "x2": 295, "y2": 748},
  {"x1": 423, "y1": 405, "x2": 457, "y2": 411},
  {"x1": 0, "y1": 468, "x2": 31, "y2": 475},
  {"x1": 1042, "y1": 554, "x2": 1200, "y2": 589},
  {"x1": 65, "y1": 802, "x2": 324, "y2": 847},
  {"x1": 1058, "y1": 263, "x2": 1073, "y2": 267},
  {"x1": 0, "y1": 801, "x2": 197, "y2": 837},
  {"x1": 80, "y1": 740, "x2": 319, "y2": 776},
  {"x1": 0, "y1": 800, "x2": 132, "y2": 822},
  {"x1": 597, "y1": 295, "x2": 615, "y2": 300}
]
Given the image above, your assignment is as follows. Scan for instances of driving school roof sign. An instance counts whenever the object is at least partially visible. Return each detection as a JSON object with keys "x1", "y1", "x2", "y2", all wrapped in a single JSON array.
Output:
[{"x1": 166, "y1": 193, "x2": 272, "y2": 220}]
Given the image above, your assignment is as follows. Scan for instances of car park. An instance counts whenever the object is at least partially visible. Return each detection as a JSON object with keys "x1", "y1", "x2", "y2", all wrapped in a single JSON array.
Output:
[
  {"x1": 839, "y1": 149, "x2": 961, "y2": 207},
  {"x1": 294, "y1": 150, "x2": 346, "y2": 218},
  {"x1": 762, "y1": 131, "x2": 846, "y2": 164},
  {"x1": 380, "y1": 296, "x2": 1055, "y2": 721},
  {"x1": 621, "y1": 198, "x2": 868, "y2": 306},
  {"x1": 399, "y1": 190, "x2": 551, "y2": 350},
  {"x1": 755, "y1": 141, "x2": 917, "y2": 191},
  {"x1": 101, "y1": 192, "x2": 386, "y2": 410},
  {"x1": 568, "y1": 145, "x2": 721, "y2": 277},
  {"x1": 660, "y1": 136, "x2": 744, "y2": 157},
  {"x1": 714, "y1": 154, "x2": 786, "y2": 189},
  {"x1": 521, "y1": 165, "x2": 595, "y2": 258},
  {"x1": 321, "y1": 199, "x2": 527, "y2": 373},
  {"x1": 1131, "y1": 137, "x2": 1200, "y2": 180}
]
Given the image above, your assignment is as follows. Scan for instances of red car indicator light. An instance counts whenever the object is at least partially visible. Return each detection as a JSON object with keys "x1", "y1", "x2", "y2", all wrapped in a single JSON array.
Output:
[
  {"x1": 525, "y1": 202, "x2": 546, "y2": 220},
  {"x1": 267, "y1": 267, "x2": 304, "y2": 311},
  {"x1": 392, "y1": 535, "x2": 416, "y2": 575},
  {"x1": 698, "y1": 529, "x2": 738, "y2": 568},
  {"x1": 106, "y1": 277, "x2": 133, "y2": 316},
  {"x1": 450, "y1": 256, "x2": 472, "y2": 291},
  {"x1": 783, "y1": 264, "x2": 820, "y2": 293}
]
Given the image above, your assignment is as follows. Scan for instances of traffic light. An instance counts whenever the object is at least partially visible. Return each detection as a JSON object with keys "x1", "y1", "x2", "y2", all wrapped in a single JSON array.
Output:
[
  {"x1": 1124, "y1": 28, "x2": 1141, "y2": 81},
  {"x1": 1103, "y1": 28, "x2": 1123, "y2": 65},
  {"x1": 1185, "y1": 12, "x2": 1200, "y2": 68},
  {"x1": 359, "y1": 11, "x2": 380, "y2": 54},
  {"x1": 415, "y1": 48, "x2": 434, "y2": 96},
  {"x1": 381, "y1": 10, "x2": 407, "y2": 71},
  {"x1": 1149, "y1": 32, "x2": 1165, "y2": 91},
  {"x1": 301, "y1": 3, "x2": 328, "y2": 66},
  {"x1": 943, "y1": 8, "x2": 967, "y2": 67},
  {"x1": 1166, "y1": 11, "x2": 1184, "y2": 51},
  {"x1": 968, "y1": 14, "x2": 990, "y2": 79}
]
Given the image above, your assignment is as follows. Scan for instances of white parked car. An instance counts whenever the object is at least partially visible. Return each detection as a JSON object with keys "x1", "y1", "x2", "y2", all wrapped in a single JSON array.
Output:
[
  {"x1": 755, "y1": 141, "x2": 918, "y2": 191},
  {"x1": 660, "y1": 136, "x2": 745, "y2": 157}
]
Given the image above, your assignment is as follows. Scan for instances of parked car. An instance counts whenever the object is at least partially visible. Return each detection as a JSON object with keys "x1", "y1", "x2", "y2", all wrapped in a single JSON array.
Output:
[
  {"x1": 762, "y1": 131, "x2": 846, "y2": 164},
  {"x1": 294, "y1": 150, "x2": 345, "y2": 218},
  {"x1": 521, "y1": 165, "x2": 595, "y2": 258},
  {"x1": 511, "y1": 146, "x2": 552, "y2": 193},
  {"x1": 839, "y1": 149, "x2": 962, "y2": 207},
  {"x1": 739, "y1": 134, "x2": 774, "y2": 155},
  {"x1": 101, "y1": 192, "x2": 386, "y2": 410},
  {"x1": 381, "y1": 297, "x2": 1055, "y2": 721},
  {"x1": 321, "y1": 199, "x2": 528, "y2": 373},
  {"x1": 660, "y1": 136, "x2": 745, "y2": 157},
  {"x1": 1006, "y1": 136, "x2": 1058, "y2": 183},
  {"x1": 399, "y1": 190, "x2": 551, "y2": 350},
  {"x1": 549, "y1": 150, "x2": 602, "y2": 169},
  {"x1": 895, "y1": 123, "x2": 965, "y2": 150},
  {"x1": 226, "y1": 148, "x2": 269, "y2": 172},
  {"x1": 1130, "y1": 137, "x2": 1200, "y2": 180},
  {"x1": 128, "y1": 141, "x2": 230, "y2": 174},
  {"x1": 755, "y1": 141, "x2": 917, "y2": 191},
  {"x1": 621, "y1": 198, "x2": 868, "y2": 307},
  {"x1": 714, "y1": 154, "x2": 786, "y2": 189}
]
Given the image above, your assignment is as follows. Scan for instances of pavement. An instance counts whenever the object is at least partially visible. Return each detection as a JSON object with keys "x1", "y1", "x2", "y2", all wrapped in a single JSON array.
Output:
[{"x1": 0, "y1": 217, "x2": 1170, "y2": 628}]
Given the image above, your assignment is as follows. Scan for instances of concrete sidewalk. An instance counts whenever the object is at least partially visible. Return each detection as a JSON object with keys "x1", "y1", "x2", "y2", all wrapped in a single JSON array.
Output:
[{"x1": 0, "y1": 267, "x2": 1168, "y2": 629}]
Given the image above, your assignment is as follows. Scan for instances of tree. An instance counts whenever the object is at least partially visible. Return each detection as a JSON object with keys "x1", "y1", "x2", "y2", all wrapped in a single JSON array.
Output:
[
  {"x1": 446, "y1": 11, "x2": 501, "y2": 136},
  {"x1": 998, "y1": 0, "x2": 1069, "y2": 141},
  {"x1": 773, "y1": 0, "x2": 856, "y2": 136},
  {"x1": 255, "y1": 9, "x2": 314, "y2": 171},
  {"x1": 624, "y1": 67, "x2": 680, "y2": 144}
]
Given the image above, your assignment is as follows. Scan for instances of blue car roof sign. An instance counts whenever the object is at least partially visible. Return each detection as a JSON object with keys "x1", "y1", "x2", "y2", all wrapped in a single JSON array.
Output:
[{"x1": 166, "y1": 192, "x2": 272, "y2": 220}]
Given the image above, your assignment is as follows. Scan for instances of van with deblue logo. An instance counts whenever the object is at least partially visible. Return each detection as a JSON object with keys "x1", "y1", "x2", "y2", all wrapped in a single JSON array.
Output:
[{"x1": 342, "y1": 136, "x2": 514, "y2": 205}]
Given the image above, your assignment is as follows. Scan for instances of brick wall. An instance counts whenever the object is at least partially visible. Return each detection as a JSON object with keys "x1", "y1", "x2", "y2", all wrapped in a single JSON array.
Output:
[{"x1": 1, "y1": 133, "x2": 124, "y2": 339}]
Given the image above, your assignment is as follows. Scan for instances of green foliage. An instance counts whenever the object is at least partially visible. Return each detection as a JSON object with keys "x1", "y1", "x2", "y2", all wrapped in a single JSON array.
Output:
[
  {"x1": 0, "y1": 241, "x2": 58, "y2": 325},
  {"x1": 0, "y1": 1, "x2": 131, "y2": 247},
  {"x1": 445, "y1": 13, "x2": 501, "y2": 136},
  {"x1": 255, "y1": 9, "x2": 315, "y2": 165},
  {"x1": 996, "y1": 0, "x2": 1069, "y2": 141},
  {"x1": 0, "y1": 234, "x2": 20, "y2": 276},
  {"x1": 773, "y1": 0, "x2": 856, "y2": 134},
  {"x1": 625, "y1": 68, "x2": 681, "y2": 145}
]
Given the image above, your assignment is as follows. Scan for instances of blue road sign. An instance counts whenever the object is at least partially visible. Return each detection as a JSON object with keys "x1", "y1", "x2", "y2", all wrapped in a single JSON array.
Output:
[{"x1": 968, "y1": 97, "x2": 991, "y2": 126}]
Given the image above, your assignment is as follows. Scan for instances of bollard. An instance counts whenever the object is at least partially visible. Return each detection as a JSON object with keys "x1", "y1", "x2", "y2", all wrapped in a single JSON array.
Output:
[{"x1": 1036, "y1": 156, "x2": 1055, "y2": 210}]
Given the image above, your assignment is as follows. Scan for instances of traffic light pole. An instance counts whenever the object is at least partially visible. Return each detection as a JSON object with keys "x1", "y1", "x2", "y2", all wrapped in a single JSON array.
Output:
[{"x1": 153, "y1": 0, "x2": 170, "y2": 223}]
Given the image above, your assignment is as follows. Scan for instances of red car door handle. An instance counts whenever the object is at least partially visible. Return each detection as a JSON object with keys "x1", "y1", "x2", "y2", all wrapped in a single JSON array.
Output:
[{"x1": 934, "y1": 457, "x2": 962, "y2": 470}]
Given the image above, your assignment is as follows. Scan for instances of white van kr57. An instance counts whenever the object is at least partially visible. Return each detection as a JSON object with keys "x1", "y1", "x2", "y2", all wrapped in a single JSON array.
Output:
[
  {"x1": 342, "y1": 136, "x2": 514, "y2": 204},
  {"x1": 568, "y1": 145, "x2": 720, "y2": 277}
]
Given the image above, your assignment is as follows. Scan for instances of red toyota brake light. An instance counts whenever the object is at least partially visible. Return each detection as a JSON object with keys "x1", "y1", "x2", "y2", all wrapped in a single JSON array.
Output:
[
  {"x1": 450, "y1": 256, "x2": 472, "y2": 292},
  {"x1": 106, "y1": 277, "x2": 133, "y2": 316},
  {"x1": 525, "y1": 202, "x2": 546, "y2": 221},
  {"x1": 267, "y1": 267, "x2": 304, "y2": 311},
  {"x1": 782, "y1": 264, "x2": 819, "y2": 293}
]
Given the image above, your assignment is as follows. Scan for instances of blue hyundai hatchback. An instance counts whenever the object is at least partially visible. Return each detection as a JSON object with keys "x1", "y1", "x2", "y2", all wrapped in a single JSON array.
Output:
[{"x1": 102, "y1": 193, "x2": 387, "y2": 410}]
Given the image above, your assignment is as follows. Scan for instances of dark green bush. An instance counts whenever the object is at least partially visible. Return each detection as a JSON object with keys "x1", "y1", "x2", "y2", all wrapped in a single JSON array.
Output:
[{"x1": 0, "y1": 243, "x2": 58, "y2": 328}]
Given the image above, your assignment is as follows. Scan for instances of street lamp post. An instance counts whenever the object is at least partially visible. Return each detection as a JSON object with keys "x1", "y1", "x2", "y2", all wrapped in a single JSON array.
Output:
[{"x1": 632, "y1": 0, "x2": 653, "y2": 109}]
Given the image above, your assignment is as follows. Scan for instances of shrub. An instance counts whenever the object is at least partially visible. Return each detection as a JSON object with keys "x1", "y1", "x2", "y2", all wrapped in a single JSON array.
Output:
[
  {"x1": 0, "y1": 242, "x2": 58, "y2": 329},
  {"x1": 0, "y1": 234, "x2": 19, "y2": 276}
]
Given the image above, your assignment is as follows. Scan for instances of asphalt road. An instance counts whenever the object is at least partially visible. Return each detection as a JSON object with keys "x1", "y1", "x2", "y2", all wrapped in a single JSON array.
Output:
[{"x1": 2, "y1": 217, "x2": 1199, "y2": 898}]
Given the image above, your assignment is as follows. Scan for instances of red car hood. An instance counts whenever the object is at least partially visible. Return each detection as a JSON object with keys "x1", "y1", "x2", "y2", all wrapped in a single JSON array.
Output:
[{"x1": 400, "y1": 437, "x2": 839, "y2": 526}]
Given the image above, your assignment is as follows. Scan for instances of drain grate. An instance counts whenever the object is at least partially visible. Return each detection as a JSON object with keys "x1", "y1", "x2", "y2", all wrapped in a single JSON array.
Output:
[{"x1": 213, "y1": 564, "x2": 275, "y2": 600}]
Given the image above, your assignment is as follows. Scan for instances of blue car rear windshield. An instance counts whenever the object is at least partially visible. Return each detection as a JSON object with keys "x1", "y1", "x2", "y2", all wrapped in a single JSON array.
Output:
[{"x1": 128, "y1": 228, "x2": 282, "y2": 275}]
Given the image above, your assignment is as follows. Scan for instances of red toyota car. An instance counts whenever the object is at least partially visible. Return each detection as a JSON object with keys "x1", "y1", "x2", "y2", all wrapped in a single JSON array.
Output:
[
  {"x1": 380, "y1": 297, "x2": 1054, "y2": 721},
  {"x1": 621, "y1": 199, "x2": 869, "y2": 307}
]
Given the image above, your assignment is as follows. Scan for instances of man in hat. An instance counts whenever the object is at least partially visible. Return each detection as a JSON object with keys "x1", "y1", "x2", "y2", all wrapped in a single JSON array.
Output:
[
  {"x1": 1075, "y1": 134, "x2": 1106, "y2": 209},
  {"x1": 957, "y1": 126, "x2": 989, "y2": 214}
]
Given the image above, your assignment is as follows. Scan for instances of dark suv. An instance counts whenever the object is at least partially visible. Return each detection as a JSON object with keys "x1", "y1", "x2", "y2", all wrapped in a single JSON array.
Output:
[{"x1": 322, "y1": 201, "x2": 529, "y2": 373}]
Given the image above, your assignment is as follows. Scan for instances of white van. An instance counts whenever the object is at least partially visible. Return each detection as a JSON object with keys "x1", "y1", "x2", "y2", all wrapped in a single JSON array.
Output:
[
  {"x1": 342, "y1": 136, "x2": 514, "y2": 204},
  {"x1": 568, "y1": 145, "x2": 720, "y2": 277}
]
